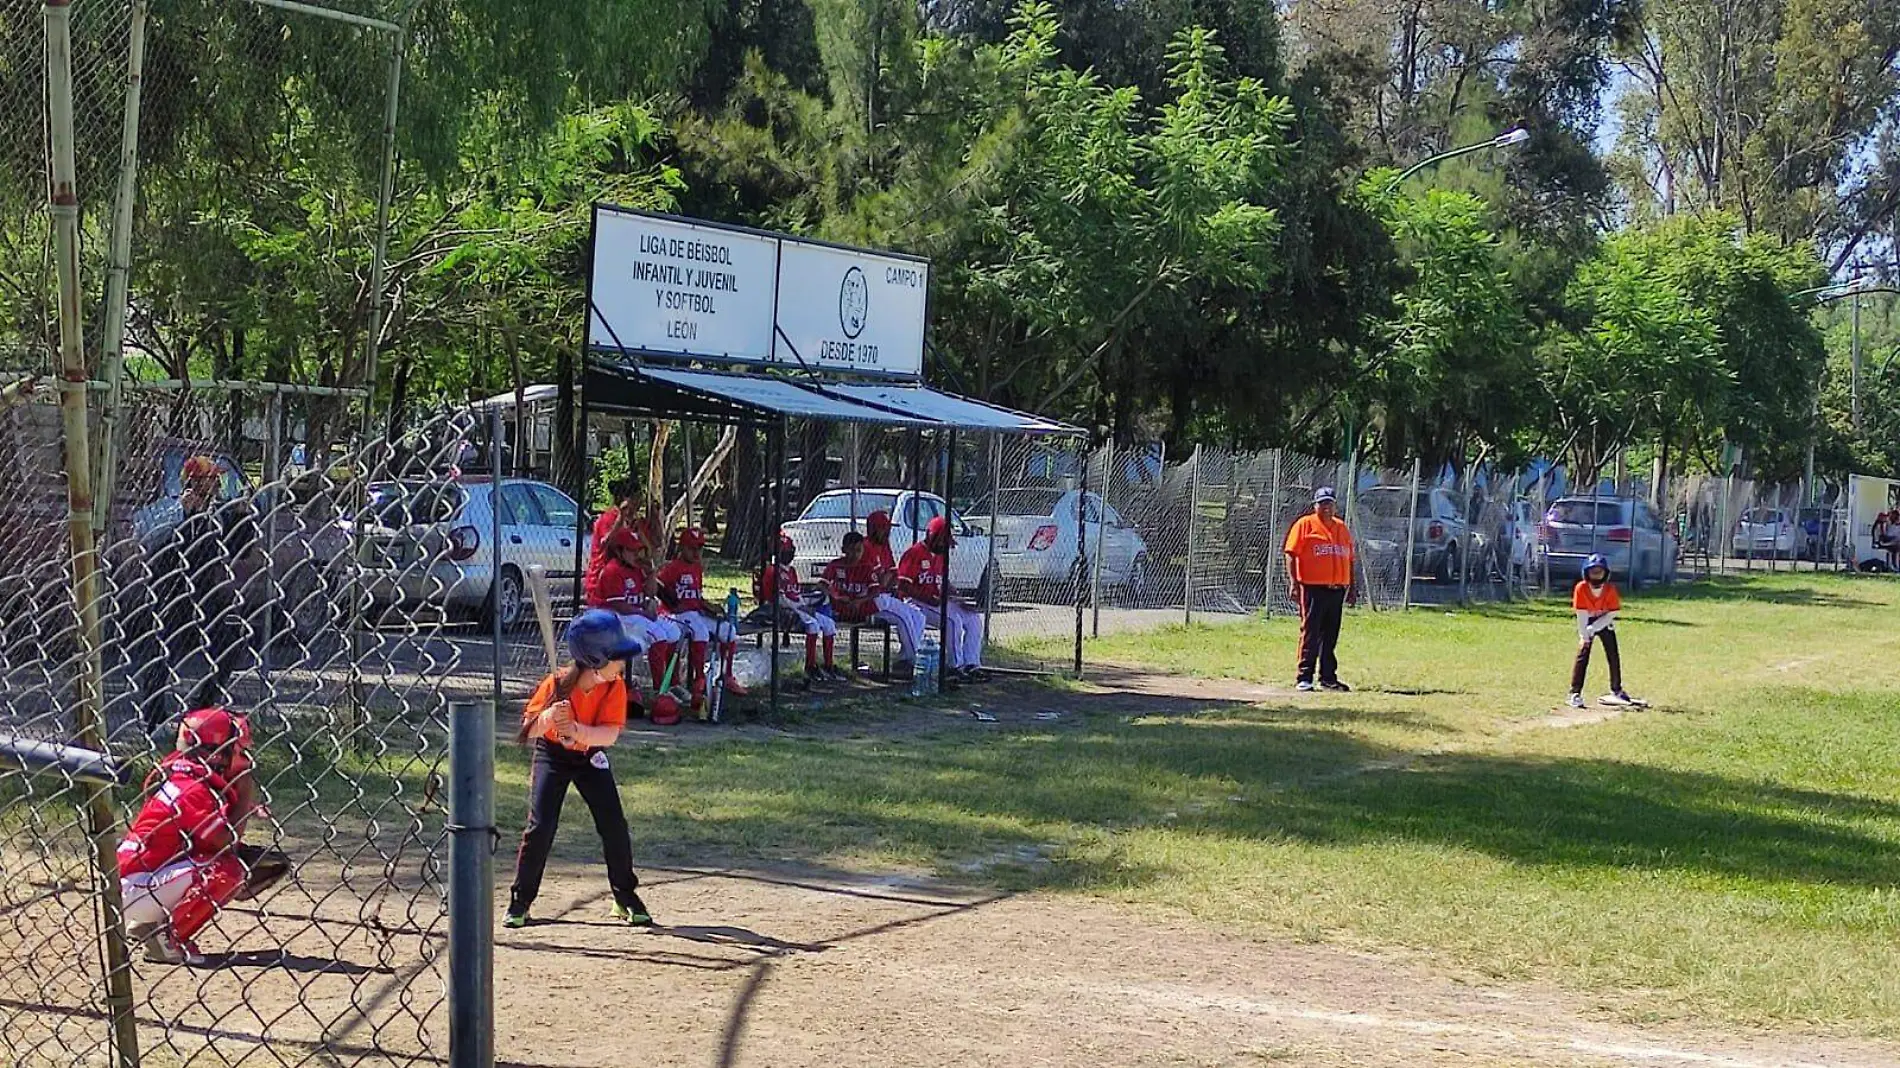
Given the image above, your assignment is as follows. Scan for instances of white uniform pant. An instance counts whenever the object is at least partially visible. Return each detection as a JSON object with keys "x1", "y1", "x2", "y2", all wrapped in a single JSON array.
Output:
[
  {"x1": 787, "y1": 608, "x2": 837, "y2": 638},
  {"x1": 121, "y1": 860, "x2": 199, "y2": 927},
  {"x1": 672, "y1": 611, "x2": 736, "y2": 646},
  {"x1": 617, "y1": 614, "x2": 682, "y2": 651},
  {"x1": 910, "y1": 598, "x2": 982, "y2": 670},
  {"x1": 874, "y1": 593, "x2": 924, "y2": 663}
]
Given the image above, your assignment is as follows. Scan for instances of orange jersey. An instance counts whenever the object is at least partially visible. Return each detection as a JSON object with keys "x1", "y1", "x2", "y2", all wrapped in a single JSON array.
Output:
[
  {"x1": 1283, "y1": 514, "x2": 1355, "y2": 587},
  {"x1": 1572, "y1": 580, "x2": 1621, "y2": 615},
  {"x1": 523, "y1": 673, "x2": 628, "y2": 751}
]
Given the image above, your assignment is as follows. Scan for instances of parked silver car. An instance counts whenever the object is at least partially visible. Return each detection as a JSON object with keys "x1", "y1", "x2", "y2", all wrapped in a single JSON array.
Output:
[
  {"x1": 1731, "y1": 507, "x2": 1808, "y2": 560},
  {"x1": 351, "y1": 478, "x2": 588, "y2": 628},
  {"x1": 965, "y1": 487, "x2": 1151, "y2": 598},
  {"x1": 1357, "y1": 486, "x2": 1469, "y2": 581},
  {"x1": 1539, "y1": 496, "x2": 1678, "y2": 583}
]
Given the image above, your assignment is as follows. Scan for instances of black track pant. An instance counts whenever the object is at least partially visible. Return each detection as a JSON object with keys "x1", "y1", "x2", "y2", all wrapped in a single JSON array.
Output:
[
  {"x1": 1297, "y1": 585, "x2": 1348, "y2": 685},
  {"x1": 1571, "y1": 629, "x2": 1623, "y2": 694},
  {"x1": 508, "y1": 739, "x2": 640, "y2": 916}
]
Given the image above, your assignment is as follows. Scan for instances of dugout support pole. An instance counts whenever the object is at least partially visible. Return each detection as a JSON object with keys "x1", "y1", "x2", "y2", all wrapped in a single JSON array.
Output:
[{"x1": 448, "y1": 700, "x2": 496, "y2": 1068}]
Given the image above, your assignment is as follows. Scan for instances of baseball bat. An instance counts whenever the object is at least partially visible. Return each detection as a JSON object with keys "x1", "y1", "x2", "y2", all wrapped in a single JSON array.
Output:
[
  {"x1": 525, "y1": 564, "x2": 559, "y2": 675},
  {"x1": 0, "y1": 736, "x2": 127, "y2": 786},
  {"x1": 518, "y1": 564, "x2": 564, "y2": 744}
]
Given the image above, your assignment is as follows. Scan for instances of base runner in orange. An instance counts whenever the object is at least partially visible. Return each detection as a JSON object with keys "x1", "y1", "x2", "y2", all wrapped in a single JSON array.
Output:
[{"x1": 1282, "y1": 486, "x2": 1356, "y2": 692}]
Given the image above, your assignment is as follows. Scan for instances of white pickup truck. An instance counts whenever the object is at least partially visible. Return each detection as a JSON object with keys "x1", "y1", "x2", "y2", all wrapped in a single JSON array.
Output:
[{"x1": 781, "y1": 488, "x2": 994, "y2": 599}]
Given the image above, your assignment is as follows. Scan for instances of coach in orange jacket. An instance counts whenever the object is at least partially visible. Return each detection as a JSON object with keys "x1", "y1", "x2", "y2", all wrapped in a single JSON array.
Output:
[{"x1": 1282, "y1": 486, "x2": 1355, "y2": 692}]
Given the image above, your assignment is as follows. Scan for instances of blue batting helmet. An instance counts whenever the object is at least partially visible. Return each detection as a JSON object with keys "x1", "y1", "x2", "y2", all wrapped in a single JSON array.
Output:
[
  {"x1": 1580, "y1": 553, "x2": 1610, "y2": 579},
  {"x1": 564, "y1": 609, "x2": 643, "y2": 669}
]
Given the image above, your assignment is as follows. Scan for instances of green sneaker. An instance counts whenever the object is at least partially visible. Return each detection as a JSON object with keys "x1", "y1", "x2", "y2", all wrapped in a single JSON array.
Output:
[
  {"x1": 611, "y1": 898, "x2": 654, "y2": 927},
  {"x1": 501, "y1": 912, "x2": 528, "y2": 929}
]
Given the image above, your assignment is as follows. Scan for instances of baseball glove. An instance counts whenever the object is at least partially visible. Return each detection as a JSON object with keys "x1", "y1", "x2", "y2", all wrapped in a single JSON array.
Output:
[{"x1": 231, "y1": 842, "x2": 292, "y2": 902}]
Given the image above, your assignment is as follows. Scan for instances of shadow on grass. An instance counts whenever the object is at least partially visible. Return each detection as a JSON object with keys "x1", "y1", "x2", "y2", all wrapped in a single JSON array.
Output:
[{"x1": 544, "y1": 709, "x2": 1900, "y2": 897}]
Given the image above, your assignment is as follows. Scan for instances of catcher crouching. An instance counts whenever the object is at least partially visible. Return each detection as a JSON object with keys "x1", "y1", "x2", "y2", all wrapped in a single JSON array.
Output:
[{"x1": 118, "y1": 707, "x2": 290, "y2": 966}]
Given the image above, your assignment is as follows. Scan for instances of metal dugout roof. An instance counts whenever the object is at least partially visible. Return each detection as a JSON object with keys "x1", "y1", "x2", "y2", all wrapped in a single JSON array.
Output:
[{"x1": 584, "y1": 362, "x2": 1081, "y2": 435}]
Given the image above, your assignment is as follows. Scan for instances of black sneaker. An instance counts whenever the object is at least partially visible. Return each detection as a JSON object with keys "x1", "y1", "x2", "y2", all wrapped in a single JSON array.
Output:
[{"x1": 1320, "y1": 680, "x2": 1351, "y2": 692}]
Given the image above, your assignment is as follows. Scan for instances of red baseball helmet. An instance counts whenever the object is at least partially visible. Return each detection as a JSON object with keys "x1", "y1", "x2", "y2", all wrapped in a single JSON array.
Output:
[
  {"x1": 650, "y1": 692, "x2": 682, "y2": 726},
  {"x1": 677, "y1": 526, "x2": 708, "y2": 550},
  {"x1": 178, "y1": 707, "x2": 242, "y2": 755}
]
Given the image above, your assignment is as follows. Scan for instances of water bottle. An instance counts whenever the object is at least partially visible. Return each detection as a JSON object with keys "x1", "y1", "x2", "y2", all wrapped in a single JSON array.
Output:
[
  {"x1": 913, "y1": 636, "x2": 941, "y2": 698},
  {"x1": 726, "y1": 587, "x2": 741, "y2": 622}
]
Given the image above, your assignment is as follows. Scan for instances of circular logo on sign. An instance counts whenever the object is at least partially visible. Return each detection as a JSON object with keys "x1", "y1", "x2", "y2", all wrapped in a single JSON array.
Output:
[{"x1": 839, "y1": 266, "x2": 869, "y2": 339}]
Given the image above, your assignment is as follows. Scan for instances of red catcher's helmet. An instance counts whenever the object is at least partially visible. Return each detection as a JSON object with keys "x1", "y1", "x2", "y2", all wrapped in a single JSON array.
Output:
[
  {"x1": 650, "y1": 692, "x2": 682, "y2": 726},
  {"x1": 178, "y1": 707, "x2": 241, "y2": 756},
  {"x1": 677, "y1": 526, "x2": 708, "y2": 550},
  {"x1": 866, "y1": 510, "x2": 892, "y2": 534}
]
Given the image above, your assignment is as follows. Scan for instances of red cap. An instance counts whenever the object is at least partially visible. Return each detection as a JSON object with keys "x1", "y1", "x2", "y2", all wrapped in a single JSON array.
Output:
[
  {"x1": 867, "y1": 510, "x2": 891, "y2": 533},
  {"x1": 605, "y1": 527, "x2": 643, "y2": 555},
  {"x1": 777, "y1": 532, "x2": 796, "y2": 555},
  {"x1": 677, "y1": 526, "x2": 708, "y2": 550},
  {"x1": 927, "y1": 516, "x2": 951, "y2": 541}
]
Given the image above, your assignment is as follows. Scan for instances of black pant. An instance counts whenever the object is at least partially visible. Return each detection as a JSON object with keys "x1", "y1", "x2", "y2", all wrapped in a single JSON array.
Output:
[
  {"x1": 1571, "y1": 629, "x2": 1622, "y2": 694},
  {"x1": 1297, "y1": 585, "x2": 1347, "y2": 684},
  {"x1": 508, "y1": 740, "x2": 641, "y2": 915},
  {"x1": 138, "y1": 606, "x2": 246, "y2": 733}
]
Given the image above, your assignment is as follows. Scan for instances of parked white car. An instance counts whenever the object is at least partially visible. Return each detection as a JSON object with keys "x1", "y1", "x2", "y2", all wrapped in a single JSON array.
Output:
[
  {"x1": 965, "y1": 487, "x2": 1151, "y2": 597},
  {"x1": 782, "y1": 489, "x2": 994, "y2": 598},
  {"x1": 1731, "y1": 507, "x2": 1808, "y2": 560}
]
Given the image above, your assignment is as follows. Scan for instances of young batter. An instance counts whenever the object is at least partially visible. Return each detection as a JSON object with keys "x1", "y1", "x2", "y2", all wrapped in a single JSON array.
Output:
[
  {"x1": 504, "y1": 610, "x2": 653, "y2": 929},
  {"x1": 1570, "y1": 554, "x2": 1641, "y2": 708}
]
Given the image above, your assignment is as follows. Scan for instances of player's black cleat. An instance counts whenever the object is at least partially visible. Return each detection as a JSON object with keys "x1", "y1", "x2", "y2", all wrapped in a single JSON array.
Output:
[{"x1": 1320, "y1": 680, "x2": 1351, "y2": 692}]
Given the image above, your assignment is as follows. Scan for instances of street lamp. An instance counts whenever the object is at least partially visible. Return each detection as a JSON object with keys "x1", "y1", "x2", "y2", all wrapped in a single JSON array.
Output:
[{"x1": 1385, "y1": 127, "x2": 1532, "y2": 190}]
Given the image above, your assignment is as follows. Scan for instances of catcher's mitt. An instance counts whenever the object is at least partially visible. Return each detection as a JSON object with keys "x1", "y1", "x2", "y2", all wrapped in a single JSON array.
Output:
[{"x1": 231, "y1": 842, "x2": 292, "y2": 902}]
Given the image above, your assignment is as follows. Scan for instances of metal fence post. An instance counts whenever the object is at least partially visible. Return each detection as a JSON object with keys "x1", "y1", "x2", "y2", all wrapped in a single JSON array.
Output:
[
  {"x1": 45, "y1": 3, "x2": 142, "y2": 1064},
  {"x1": 1720, "y1": 472, "x2": 1734, "y2": 576},
  {"x1": 1456, "y1": 460, "x2": 1472, "y2": 605},
  {"x1": 1072, "y1": 440, "x2": 1086, "y2": 677},
  {"x1": 447, "y1": 700, "x2": 496, "y2": 1068},
  {"x1": 1090, "y1": 442, "x2": 1110, "y2": 637},
  {"x1": 489, "y1": 408, "x2": 504, "y2": 711},
  {"x1": 1400, "y1": 458, "x2": 1421, "y2": 610},
  {"x1": 1264, "y1": 448, "x2": 1282, "y2": 617},
  {"x1": 261, "y1": 391, "x2": 284, "y2": 697},
  {"x1": 982, "y1": 433, "x2": 1000, "y2": 649},
  {"x1": 1185, "y1": 445, "x2": 1200, "y2": 625}
]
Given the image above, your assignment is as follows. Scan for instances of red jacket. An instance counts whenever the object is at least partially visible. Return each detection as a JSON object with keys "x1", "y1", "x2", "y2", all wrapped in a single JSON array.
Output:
[{"x1": 117, "y1": 756, "x2": 236, "y2": 877}]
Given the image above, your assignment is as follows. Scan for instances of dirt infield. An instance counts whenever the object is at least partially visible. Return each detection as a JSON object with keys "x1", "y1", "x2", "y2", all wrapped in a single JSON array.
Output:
[{"x1": 18, "y1": 857, "x2": 1894, "y2": 1067}]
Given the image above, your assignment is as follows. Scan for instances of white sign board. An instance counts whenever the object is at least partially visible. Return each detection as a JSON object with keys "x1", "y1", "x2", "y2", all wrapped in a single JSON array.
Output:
[
  {"x1": 587, "y1": 209, "x2": 780, "y2": 363},
  {"x1": 771, "y1": 240, "x2": 928, "y2": 377}
]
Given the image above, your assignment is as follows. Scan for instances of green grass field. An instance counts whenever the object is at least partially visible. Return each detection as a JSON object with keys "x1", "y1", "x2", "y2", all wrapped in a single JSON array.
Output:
[
  {"x1": 56, "y1": 572, "x2": 1881, "y2": 1037},
  {"x1": 481, "y1": 572, "x2": 1900, "y2": 1035}
]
